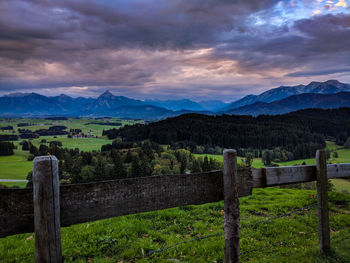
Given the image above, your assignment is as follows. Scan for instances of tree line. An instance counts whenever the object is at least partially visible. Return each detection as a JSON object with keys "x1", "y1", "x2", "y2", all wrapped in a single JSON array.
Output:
[
  {"x1": 102, "y1": 108, "x2": 350, "y2": 159},
  {"x1": 25, "y1": 141, "x2": 222, "y2": 187}
]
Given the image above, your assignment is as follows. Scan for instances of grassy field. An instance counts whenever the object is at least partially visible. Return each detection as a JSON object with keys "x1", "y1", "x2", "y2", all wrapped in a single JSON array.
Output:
[
  {"x1": 29, "y1": 136, "x2": 113, "y2": 152},
  {"x1": 0, "y1": 118, "x2": 144, "y2": 185},
  {"x1": 0, "y1": 149, "x2": 31, "y2": 180},
  {"x1": 331, "y1": 179, "x2": 350, "y2": 193},
  {"x1": 1, "y1": 188, "x2": 349, "y2": 262},
  {"x1": 0, "y1": 118, "x2": 142, "y2": 136}
]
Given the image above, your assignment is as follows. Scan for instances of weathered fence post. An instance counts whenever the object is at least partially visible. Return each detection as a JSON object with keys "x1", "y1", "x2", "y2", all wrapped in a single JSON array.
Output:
[
  {"x1": 223, "y1": 149, "x2": 240, "y2": 263},
  {"x1": 33, "y1": 156, "x2": 62, "y2": 263},
  {"x1": 316, "y1": 149, "x2": 330, "y2": 254}
]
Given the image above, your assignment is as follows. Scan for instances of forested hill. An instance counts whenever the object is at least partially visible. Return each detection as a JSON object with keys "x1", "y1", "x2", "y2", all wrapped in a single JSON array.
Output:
[{"x1": 103, "y1": 108, "x2": 350, "y2": 152}]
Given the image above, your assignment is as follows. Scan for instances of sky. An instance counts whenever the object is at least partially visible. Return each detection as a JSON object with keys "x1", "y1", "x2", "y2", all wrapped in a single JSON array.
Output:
[{"x1": 0, "y1": 0, "x2": 349, "y2": 101}]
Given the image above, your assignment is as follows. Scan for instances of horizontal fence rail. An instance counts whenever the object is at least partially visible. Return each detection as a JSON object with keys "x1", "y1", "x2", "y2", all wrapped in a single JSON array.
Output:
[
  {"x1": 0, "y1": 169, "x2": 253, "y2": 238},
  {"x1": 1, "y1": 163, "x2": 349, "y2": 238},
  {"x1": 251, "y1": 163, "x2": 350, "y2": 188}
]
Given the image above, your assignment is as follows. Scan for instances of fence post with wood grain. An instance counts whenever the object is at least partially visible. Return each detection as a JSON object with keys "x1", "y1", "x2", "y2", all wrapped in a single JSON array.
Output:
[{"x1": 1, "y1": 149, "x2": 349, "y2": 263}]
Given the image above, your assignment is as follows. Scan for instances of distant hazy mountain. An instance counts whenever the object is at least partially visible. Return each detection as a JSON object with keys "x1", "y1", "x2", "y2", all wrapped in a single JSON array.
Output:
[
  {"x1": 84, "y1": 91, "x2": 145, "y2": 113},
  {"x1": 225, "y1": 92, "x2": 350, "y2": 116},
  {"x1": 0, "y1": 92, "x2": 68, "y2": 115},
  {"x1": 100, "y1": 105, "x2": 213, "y2": 120},
  {"x1": 0, "y1": 92, "x2": 92, "y2": 116},
  {"x1": 51, "y1": 94, "x2": 94, "y2": 112},
  {"x1": 144, "y1": 99, "x2": 229, "y2": 111},
  {"x1": 102, "y1": 105, "x2": 175, "y2": 120},
  {"x1": 144, "y1": 99, "x2": 205, "y2": 111},
  {"x1": 198, "y1": 100, "x2": 230, "y2": 111},
  {"x1": 225, "y1": 80, "x2": 350, "y2": 110}
]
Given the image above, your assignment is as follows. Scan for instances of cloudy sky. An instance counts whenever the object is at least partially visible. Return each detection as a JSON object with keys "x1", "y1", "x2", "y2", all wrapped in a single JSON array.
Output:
[{"x1": 0, "y1": 0, "x2": 349, "y2": 101}]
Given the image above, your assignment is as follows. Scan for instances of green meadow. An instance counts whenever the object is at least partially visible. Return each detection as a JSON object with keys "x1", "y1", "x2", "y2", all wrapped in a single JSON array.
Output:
[
  {"x1": 29, "y1": 136, "x2": 113, "y2": 152},
  {"x1": 0, "y1": 118, "x2": 144, "y2": 186},
  {"x1": 0, "y1": 149, "x2": 31, "y2": 180},
  {"x1": 1, "y1": 188, "x2": 349, "y2": 262},
  {"x1": 0, "y1": 118, "x2": 141, "y2": 136}
]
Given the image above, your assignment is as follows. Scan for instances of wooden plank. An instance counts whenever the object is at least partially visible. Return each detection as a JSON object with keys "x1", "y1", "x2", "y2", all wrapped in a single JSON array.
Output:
[
  {"x1": 59, "y1": 170, "x2": 224, "y2": 226},
  {"x1": 316, "y1": 150, "x2": 330, "y2": 254},
  {"x1": 265, "y1": 165, "x2": 317, "y2": 186},
  {"x1": 0, "y1": 169, "x2": 253, "y2": 238},
  {"x1": 0, "y1": 188, "x2": 33, "y2": 237},
  {"x1": 327, "y1": 164, "x2": 350, "y2": 179},
  {"x1": 223, "y1": 149, "x2": 240, "y2": 263},
  {"x1": 251, "y1": 166, "x2": 316, "y2": 188},
  {"x1": 252, "y1": 163, "x2": 350, "y2": 188},
  {"x1": 251, "y1": 168, "x2": 266, "y2": 188},
  {"x1": 237, "y1": 168, "x2": 253, "y2": 197},
  {"x1": 33, "y1": 156, "x2": 62, "y2": 263}
]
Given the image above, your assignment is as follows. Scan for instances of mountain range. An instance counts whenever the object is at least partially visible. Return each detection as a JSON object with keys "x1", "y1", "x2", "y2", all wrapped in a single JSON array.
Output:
[
  {"x1": 225, "y1": 92, "x2": 350, "y2": 116},
  {"x1": 225, "y1": 80, "x2": 350, "y2": 110},
  {"x1": 0, "y1": 80, "x2": 349, "y2": 119}
]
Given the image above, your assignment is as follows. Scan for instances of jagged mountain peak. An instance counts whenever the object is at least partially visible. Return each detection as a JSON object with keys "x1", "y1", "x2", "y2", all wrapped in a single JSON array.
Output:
[
  {"x1": 98, "y1": 90, "x2": 114, "y2": 99},
  {"x1": 307, "y1": 79, "x2": 341, "y2": 86}
]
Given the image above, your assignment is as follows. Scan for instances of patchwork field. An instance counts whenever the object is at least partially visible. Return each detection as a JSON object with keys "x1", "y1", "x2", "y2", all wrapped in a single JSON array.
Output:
[
  {"x1": 0, "y1": 118, "x2": 143, "y2": 186},
  {"x1": 0, "y1": 118, "x2": 141, "y2": 136},
  {"x1": 29, "y1": 136, "x2": 113, "y2": 152}
]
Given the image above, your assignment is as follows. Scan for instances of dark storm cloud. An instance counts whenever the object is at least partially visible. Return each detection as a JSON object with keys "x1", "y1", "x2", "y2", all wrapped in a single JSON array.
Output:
[
  {"x1": 0, "y1": 0, "x2": 349, "y2": 99},
  {"x1": 0, "y1": 0, "x2": 279, "y2": 55}
]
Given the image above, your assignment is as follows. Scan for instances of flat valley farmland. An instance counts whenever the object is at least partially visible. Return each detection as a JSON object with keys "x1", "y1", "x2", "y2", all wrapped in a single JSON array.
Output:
[{"x1": 0, "y1": 118, "x2": 142, "y2": 187}]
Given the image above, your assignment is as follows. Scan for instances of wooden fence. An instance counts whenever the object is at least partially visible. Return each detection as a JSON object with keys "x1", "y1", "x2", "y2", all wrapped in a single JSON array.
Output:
[{"x1": 0, "y1": 149, "x2": 350, "y2": 262}]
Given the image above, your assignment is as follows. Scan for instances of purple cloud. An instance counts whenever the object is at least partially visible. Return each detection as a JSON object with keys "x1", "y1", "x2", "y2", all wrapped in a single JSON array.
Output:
[{"x1": 0, "y1": 0, "x2": 349, "y2": 100}]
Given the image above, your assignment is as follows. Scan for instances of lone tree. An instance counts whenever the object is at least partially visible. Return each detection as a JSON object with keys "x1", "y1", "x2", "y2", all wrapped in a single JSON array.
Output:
[
  {"x1": 262, "y1": 150, "x2": 272, "y2": 165},
  {"x1": 0, "y1": 141, "x2": 15, "y2": 156}
]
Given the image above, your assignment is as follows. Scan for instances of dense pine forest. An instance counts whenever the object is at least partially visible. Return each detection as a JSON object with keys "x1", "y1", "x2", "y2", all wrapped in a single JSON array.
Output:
[{"x1": 103, "y1": 108, "x2": 350, "y2": 160}]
